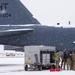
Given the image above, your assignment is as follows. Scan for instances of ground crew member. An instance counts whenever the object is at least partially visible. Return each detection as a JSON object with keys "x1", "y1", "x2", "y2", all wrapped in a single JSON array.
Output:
[
  {"x1": 55, "y1": 50, "x2": 60, "y2": 68},
  {"x1": 61, "y1": 50, "x2": 65, "y2": 69},
  {"x1": 66, "y1": 52, "x2": 71, "y2": 70},
  {"x1": 72, "y1": 51, "x2": 75, "y2": 70},
  {"x1": 70, "y1": 51, "x2": 73, "y2": 70},
  {"x1": 71, "y1": 51, "x2": 74, "y2": 70},
  {"x1": 61, "y1": 50, "x2": 67, "y2": 70}
]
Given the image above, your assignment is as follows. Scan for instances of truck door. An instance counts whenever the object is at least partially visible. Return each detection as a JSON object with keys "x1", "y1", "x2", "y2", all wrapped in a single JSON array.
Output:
[
  {"x1": 40, "y1": 51, "x2": 55, "y2": 65},
  {"x1": 40, "y1": 51, "x2": 50, "y2": 65}
]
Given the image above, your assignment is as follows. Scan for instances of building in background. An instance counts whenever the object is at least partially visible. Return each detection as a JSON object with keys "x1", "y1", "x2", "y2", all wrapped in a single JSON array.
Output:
[{"x1": 0, "y1": 45, "x2": 24, "y2": 57}]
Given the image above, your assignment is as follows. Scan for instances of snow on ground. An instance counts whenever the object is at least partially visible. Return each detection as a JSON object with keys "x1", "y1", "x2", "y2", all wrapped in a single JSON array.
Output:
[
  {"x1": 0, "y1": 58, "x2": 75, "y2": 75},
  {"x1": 0, "y1": 57, "x2": 24, "y2": 64}
]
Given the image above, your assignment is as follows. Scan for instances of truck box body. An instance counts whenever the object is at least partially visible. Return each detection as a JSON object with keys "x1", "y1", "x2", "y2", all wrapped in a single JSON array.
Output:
[{"x1": 24, "y1": 46, "x2": 55, "y2": 66}]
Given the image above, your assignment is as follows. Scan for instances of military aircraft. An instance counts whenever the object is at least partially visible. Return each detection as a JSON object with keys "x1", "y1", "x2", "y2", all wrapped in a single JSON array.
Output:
[{"x1": 0, "y1": 0, "x2": 75, "y2": 51}]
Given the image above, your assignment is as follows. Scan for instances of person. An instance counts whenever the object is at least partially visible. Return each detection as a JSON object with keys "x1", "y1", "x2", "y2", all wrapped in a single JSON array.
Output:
[
  {"x1": 66, "y1": 52, "x2": 71, "y2": 70},
  {"x1": 70, "y1": 51, "x2": 73, "y2": 70},
  {"x1": 55, "y1": 50, "x2": 60, "y2": 68},
  {"x1": 61, "y1": 50, "x2": 67, "y2": 70},
  {"x1": 72, "y1": 51, "x2": 75, "y2": 70},
  {"x1": 61, "y1": 50, "x2": 65, "y2": 69}
]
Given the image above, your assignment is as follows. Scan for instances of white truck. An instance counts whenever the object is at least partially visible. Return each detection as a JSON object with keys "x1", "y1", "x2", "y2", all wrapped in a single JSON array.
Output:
[{"x1": 24, "y1": 45, "x2": 56, "y2": 71}]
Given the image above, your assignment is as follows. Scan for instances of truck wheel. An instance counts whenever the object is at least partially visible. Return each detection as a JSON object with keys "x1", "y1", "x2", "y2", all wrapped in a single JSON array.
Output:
[
  {"x1": 25, "y1": 65, "x2": 28, "y2": 71},
  {"x1": 39, "y1": 66, "x2": 42, "y2": 71}
]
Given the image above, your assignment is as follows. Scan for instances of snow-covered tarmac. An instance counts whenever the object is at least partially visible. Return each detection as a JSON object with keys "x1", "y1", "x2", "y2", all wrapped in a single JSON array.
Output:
[{"x1": 0, "y1": 57, "x2": 75, "y2": 75}]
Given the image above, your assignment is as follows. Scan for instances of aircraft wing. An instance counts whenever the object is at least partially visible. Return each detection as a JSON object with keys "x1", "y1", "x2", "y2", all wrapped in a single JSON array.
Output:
[{"x1": 0, "y1": 28, "x2": 33, "y2": 36}]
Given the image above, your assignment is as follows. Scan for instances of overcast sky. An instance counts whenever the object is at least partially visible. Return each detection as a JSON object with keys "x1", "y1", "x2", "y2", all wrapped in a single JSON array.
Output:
[{"x1": 21, "y1": 0, "x2": 75, "y2": 26}]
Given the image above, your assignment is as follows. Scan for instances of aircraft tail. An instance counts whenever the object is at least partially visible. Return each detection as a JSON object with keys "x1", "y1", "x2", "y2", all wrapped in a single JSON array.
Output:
[{"x1": 0, "y1": 0, "x2": 40, "y2": 25}]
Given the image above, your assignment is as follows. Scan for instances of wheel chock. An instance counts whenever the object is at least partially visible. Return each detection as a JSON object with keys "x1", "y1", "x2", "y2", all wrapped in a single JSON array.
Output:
[
  {"x1": 50, "y1": 68, "x2": 61, "y2": 72},
  {"x1": 50, "y1": 68, "x2": 56, "y2": 72}
]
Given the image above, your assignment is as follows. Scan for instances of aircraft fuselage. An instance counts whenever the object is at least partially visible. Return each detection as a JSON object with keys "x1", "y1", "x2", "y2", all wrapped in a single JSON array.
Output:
[{"x1": 0, "y1": 24, "x2": 75, "y2": 51}]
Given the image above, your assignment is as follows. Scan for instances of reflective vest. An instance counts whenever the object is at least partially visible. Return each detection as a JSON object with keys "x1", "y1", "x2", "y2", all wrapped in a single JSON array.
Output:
[{"x1": 55, "y1": 52, "x2": 59, "y2": 57}]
